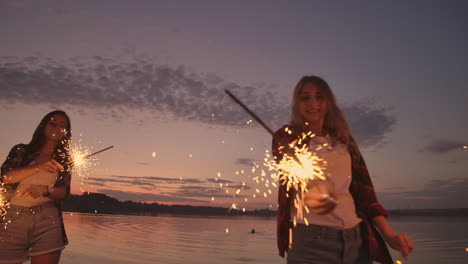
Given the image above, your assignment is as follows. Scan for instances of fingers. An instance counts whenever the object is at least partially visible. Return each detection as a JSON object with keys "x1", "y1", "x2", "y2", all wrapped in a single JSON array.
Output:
[
  {"x1": 398, "y1": 235, "x2": 409, "y2": 259},
  {"x1": 38, "y1": 159, "x2": 64, "y2": 173},
  {"x1": 304, "y1": 193, "x2": 338, "y2": 215},
  {"x1": 401, "y1": 233, "x2": 414, "y2": 259},
  {"x1": 304, "y1": 192, "x2": 332, "y2": 201},
  {"x1": 395, "y1": 233, "x2": 414, "y2": 259},
  {"x1": 50, "y1": 159, "x2": 65, "y2": 171},
  {"x1": 17, "y1": 185, "x2": 47, "y2": 198},
  {"x1": 310, "y1": 201, "x2": 337, "y2": 215},
  {"x1": 44, "y1": 162, "x2": 58, "y2": 173}
]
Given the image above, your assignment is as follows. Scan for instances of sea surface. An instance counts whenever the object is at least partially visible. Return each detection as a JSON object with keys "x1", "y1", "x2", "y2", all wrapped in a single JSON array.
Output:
[{"x1": 59, "y1": 213, "x2": 468, "y2": 264}]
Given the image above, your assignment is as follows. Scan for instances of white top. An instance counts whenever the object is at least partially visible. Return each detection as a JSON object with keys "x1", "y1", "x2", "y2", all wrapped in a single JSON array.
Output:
[
  {"x1": 291, "y1": 135, "x2": 362, "y2": 229},
  {"x1": 9, "y1": 162, "x2": 57, "y2": 207}
]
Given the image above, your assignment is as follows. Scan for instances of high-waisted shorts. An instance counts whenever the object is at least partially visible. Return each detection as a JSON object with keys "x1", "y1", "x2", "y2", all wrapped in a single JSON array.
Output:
[{"x1": 0, "y1": 202, "x2": 65, "y2": 263}]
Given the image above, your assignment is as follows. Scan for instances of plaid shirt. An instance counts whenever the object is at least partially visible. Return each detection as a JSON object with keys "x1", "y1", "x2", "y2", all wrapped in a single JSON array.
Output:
[
  {"x1": 273, "y1": 125, "x2": 393, "y2": 264},
  {"x1": 1, "y1": 143, "x2": 72, "y2": 245}
]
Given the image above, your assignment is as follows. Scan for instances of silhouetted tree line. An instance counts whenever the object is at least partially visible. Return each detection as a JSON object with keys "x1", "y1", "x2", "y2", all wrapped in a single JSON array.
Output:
[
  {"x1": 62, "y1": 193, "x2": 468, "y2": 217},
  {"x1": 61, "y1": 193, "x2": 277, "y2": 217}
]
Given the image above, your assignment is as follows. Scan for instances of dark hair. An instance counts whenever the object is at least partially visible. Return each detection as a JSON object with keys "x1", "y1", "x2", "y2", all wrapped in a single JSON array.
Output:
[{"x1": 27, "y1": 110, "x2": 72, "y2": 164}]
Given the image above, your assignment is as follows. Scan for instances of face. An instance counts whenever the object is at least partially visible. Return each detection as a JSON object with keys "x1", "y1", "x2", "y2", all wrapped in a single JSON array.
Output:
[
  {"x1": 44, "y1": 114, "x2": 69, "y2": 141},
  {"x1": 298, "y1": 83, "x2": 329, "y2": 126}
]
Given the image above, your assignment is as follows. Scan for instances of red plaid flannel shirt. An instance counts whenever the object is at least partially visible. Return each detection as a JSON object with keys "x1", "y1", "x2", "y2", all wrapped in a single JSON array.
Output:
[{"x1": 273, "y1": 125, "x2": 393, "y2": 264}]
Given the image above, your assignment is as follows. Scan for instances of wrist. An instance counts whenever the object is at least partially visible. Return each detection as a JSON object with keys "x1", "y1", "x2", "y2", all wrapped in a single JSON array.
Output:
[
  {"x1": 42, "y1": 186, "x2": 54, "y2": 197},
  {"x1": 383, "y1": 232, "x2": 397, "y2": 242}
]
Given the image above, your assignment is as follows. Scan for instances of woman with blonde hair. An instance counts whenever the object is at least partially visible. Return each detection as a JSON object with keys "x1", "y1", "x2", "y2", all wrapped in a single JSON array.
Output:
[
  {"x1": 273, "y1": 76, "x2": 413, "y2": 264},
  {"x1": 1, "y1": 110, "x2": 72, "y2": 264}
]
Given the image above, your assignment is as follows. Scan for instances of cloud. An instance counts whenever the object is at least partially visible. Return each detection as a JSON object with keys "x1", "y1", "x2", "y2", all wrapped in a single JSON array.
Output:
[
  {"x1": 113, "y1": 175, "x2": 204, "y2": 184},
  {"x1": 0, "y1": 55, "x2": 396, "y2": 147},
  {"x1": 235, "y1": 158, "x2": 258, "y2": 167},
  {"x1": 344, "y1": 103, "x2": 397, "y2": 148},
  {"x1": 174, "y1": 185, "x2": 239, "y2": 198},
  {"x1": 378, "y1": 177, "x2": 468, "y2": 209},
  {"x1": 421, "y1": 139, "x2": 467, "y2": 154},
  {"x1": 86, "y1": 175, "x2": 206, "y2": 191},
  {"x1": 207, "y1": 178, "x2": 235, "y2": 184},
  {"x1": 97, "y1": 189, "x2": 208, "y2": 204},
  {"x1": 87, "y1": 177, "x2": 156, "y2": 189}
]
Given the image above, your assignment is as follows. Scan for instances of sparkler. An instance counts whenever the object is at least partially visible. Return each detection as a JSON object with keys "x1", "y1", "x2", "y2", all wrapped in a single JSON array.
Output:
[
  {"x1": 66, "y1": 144, "x2": 114, "y2": 171},
  {"x1": 225, "y1": 90, "x2": 335, "y2": 222},
  {"x1": 84, "y1": 146, "x2": 114, "y2": 159}
]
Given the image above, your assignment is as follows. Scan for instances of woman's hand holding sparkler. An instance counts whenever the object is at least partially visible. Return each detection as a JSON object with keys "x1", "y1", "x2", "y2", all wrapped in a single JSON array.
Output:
[
  {"x1": 34, "y1": 159, "x2": 64, "y2": 173},
  {"x1": 304, "y1": 192, "x2": 337, "y2": 215},
  {"x1": 304, "y1": 179, "x2": 337, "y2": 215}
]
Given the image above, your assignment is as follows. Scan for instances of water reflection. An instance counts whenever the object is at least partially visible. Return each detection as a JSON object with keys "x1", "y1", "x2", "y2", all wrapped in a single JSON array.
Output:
[{"x1": 61, "y1": 213, "x2": 468, "y2": 264}]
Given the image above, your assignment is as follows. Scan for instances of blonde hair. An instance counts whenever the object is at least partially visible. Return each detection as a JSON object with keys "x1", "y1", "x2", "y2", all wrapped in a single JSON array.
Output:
[{"x1": 290, "y1": 76, "x2": 358, "y2": 154}]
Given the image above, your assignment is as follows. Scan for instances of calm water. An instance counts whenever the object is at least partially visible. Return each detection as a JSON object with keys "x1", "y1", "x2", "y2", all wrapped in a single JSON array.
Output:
[{"x1": 59, "y1": 213, "x2": 468, "y2": 264}]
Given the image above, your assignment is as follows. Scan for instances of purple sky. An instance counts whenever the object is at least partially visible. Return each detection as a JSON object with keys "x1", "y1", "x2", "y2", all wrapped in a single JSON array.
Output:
[{"x1": 1, "y1": 0, "x2": 467, "y2": 209}]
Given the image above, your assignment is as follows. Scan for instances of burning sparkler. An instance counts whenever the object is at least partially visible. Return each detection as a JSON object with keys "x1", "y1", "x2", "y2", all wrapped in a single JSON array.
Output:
[
  {"x1": 59, "y1": 136, "x2": 114, "y2": 192},
  {"x1": 225, "y1": 90, "x2": 334, "y2": 222}
]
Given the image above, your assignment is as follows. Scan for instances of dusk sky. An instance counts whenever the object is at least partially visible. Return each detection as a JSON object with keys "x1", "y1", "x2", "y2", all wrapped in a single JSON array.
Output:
[{"x1": 1, "y1": 0, "x2": 467, "y2": 210}]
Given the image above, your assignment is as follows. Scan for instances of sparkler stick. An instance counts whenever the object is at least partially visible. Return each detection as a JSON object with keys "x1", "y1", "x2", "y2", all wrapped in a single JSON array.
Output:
[
  {"x1": 225, "y1": 90, "x2": 274, "y2": 135},
  {"x1": 83, "y1": 146, "x2": 114, "y2": 159},
  {"x1": 225, "y1": 89, "x2": 305, "y2": 166}
]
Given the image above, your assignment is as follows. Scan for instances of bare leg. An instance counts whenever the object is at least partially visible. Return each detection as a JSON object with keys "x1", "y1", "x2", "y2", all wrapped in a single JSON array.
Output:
[{"x1": 31, "y1": 250, "x2": 61, "y2": 264}]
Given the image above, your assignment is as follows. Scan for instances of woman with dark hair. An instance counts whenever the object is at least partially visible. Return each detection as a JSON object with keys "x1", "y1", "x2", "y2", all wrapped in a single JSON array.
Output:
[
  {"x1": 0, "y1": 110, "x2": 72, "y2": 264},
  {"x1": 274, "y1": 76, "x2": 414, "y2": 264}
]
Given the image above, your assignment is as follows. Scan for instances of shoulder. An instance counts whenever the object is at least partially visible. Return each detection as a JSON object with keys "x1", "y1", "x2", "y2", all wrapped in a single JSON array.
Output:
[{"x1": 1, "y1": 144, "x2": 29, "y2": 173}]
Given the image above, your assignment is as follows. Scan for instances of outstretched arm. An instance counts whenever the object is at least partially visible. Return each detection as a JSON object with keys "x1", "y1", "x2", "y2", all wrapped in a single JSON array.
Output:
[{"x1": 373, "y1": 215, "x2": 414, "y2": 259}]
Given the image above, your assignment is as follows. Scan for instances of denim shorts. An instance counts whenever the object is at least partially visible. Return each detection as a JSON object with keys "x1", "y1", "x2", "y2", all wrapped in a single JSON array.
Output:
[
  {"x1": 287, "y1": 223, "x2": 371, "y2": 264},
  {"x1": 0, "y1": 202, "x2": 65, "y2": 263}
]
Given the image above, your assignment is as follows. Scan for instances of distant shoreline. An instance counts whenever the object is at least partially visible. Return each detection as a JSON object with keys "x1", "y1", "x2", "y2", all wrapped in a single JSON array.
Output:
[{"x1": 62, "y1": 193, "x2": 468, "y2": 218}]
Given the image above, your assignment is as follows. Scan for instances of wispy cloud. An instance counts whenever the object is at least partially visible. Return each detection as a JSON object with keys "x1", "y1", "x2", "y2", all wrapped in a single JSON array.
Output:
[
  {"x1": 0, "y1": 55, "x2": 397, "y2": 147},
  {"x1": 379, "y1": 177, "x2": 468, "y2": 208},
  {"x1": 88, "y1": 176, "x2": 157, "y2": 190},
  {"x1": 174, "y1": 185, "x2": 240, "y2": 199},
  {"x1": 86, "y1": 175, "x2": 206, "y2": 192},
  {"x1": 344, "y1": 103, "x2": 397, "y2": 148},
  {"x1": 235, "y1": 158, "x2": 258, "y2": 167},
  {"x1": 97, "y1": 189, "x2": 209, "y2": 204},
  {"x1": 421, "y1": 139, "x2": 467, "y2": 154}
]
